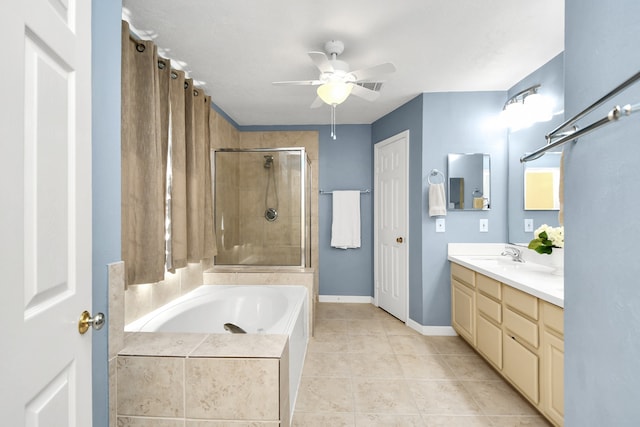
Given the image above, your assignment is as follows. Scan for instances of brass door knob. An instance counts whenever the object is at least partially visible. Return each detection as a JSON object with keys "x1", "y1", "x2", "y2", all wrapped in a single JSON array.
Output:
[
  {"x1": 396, "y1": 237, "x2": 403, "y2": 243},
  {"x1": 78, "y1": 310, "x2": 105, "y2": 334}
]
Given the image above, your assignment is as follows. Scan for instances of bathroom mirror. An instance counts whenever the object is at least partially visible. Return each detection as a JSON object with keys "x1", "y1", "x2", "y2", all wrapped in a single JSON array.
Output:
[
  {"x1": 447, "y1": 153, "x2": 491, "y2": 210},
  {"x1": 523, "y1": 152, "x2": 561, "y2": 210}
]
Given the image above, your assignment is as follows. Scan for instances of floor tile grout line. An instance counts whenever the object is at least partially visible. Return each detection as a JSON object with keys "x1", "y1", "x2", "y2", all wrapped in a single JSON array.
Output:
[{"x1": 301, "y1": 303, "x2": 550, "y2": 425}]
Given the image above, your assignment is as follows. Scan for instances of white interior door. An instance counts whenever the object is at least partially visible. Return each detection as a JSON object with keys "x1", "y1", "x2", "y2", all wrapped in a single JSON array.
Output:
[
  {"x1": 0, "y1": 0, "x2": 94, "y2": 425},
  {"x1": 374, "y1": 131, "x2": 409, "y2": 321}
]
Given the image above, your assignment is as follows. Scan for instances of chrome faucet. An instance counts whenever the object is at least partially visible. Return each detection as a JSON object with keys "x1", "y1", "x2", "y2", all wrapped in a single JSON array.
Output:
[{"x1": 501, "y1": 246, "x2": 525, "y2": 263}]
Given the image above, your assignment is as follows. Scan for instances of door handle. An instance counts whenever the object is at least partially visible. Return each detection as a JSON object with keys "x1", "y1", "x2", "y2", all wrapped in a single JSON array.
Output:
[
  {"x1": 396, "y1": 237, "x2": 403, "y2": 243},
  {"x1": 78, "y1": 310, "x2": 105, "y2": 334}
]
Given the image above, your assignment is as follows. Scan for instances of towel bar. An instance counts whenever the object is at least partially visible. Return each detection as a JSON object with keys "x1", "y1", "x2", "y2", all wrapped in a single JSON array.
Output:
[{"x1": 319, "y1": 189, "x2": 371, "y2": 194}]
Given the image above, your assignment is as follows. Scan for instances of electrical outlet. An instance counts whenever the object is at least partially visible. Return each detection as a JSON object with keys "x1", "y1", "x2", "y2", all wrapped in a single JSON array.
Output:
[
  {"x1": 436, "y1": 218, "x2": 446, "y2": 233},
  {"x1": 479, "y1": 219, "x2": 489, "y2": 232},
  {"x1": 524, "y1": 218, "x2": 534, "y2": 232}
]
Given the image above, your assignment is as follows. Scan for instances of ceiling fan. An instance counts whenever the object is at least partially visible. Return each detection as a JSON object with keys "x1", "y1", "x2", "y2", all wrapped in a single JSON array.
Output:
[{"x1": 273, "y1": 40, "x2": 396, "y2": 108}]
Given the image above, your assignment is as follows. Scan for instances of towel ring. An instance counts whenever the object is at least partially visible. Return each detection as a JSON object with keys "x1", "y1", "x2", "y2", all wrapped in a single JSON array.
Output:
[{"x1": 427, "y1": 169, "x2": 445, "y2": 185}]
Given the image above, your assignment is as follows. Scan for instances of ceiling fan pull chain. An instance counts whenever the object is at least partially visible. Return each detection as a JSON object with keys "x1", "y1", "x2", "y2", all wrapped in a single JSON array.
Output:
[{"x1": 331, "y1": 104, "x2": 337, "y2": 140}]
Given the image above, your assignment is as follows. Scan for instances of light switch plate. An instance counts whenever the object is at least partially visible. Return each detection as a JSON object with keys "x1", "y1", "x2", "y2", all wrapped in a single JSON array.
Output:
[
  {"x1": 436, "y1": 218, "x2": 446, "y2": 233},
  {"x1": 479, "y1": 219, "x2": 489, "y2": 232},
  {"x1": 524, "y1": 218, "x2": 534, "y2": 232}
]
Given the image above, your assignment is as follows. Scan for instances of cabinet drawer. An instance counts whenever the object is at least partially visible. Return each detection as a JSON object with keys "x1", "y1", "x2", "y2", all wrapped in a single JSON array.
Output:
[
  {"x1": 503, "y1": 332, "x2": 539, "y2": 404},
  {"x1": 542, "y1": 301, "x2": 564, "y2": 335},
  {"x1": 504, "y1": 307, "x2": 539, "y2": 348},
  {"x1": 477, "y1": 293, "x2": 501, "y2": 324},
  {"x1": 477, "y1": 314, "x2": 502, "y2": 369},
  {"x1": 503, "y1": 285, "x2": 538, "y2": 320},
  {"x1": 477, "y1": 274, "x2": 501, "y2": 300},
  {"x1": 451, "y1": 263, "x2": 475, "y2": 287}
]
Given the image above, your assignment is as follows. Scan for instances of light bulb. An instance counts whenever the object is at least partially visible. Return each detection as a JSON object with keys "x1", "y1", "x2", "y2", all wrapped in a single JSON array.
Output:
[
  {"x1": 317, "y1": 82, "x2": 353, "y2": 105},
  {"x1": 524, "y1": 93, "x2": 553, "y2": 122}
]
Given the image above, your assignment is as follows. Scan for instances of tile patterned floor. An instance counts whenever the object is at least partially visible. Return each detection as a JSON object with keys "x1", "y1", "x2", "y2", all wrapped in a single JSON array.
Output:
[{"x1": 292, "y1": 302, "x2": 551, "y2": 427}]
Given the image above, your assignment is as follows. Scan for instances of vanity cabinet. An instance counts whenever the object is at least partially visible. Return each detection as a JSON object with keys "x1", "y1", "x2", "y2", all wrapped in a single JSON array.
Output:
[
  {"x1": 475, "y1": 275, "x2": 502, "y2": 369},
  {"x1": 541, "y1": 301, "x2": 564, "y2": 426},
  {"x1": 451, "y1": 263, "x2": 476, "y2": 345},
  {"x1": 503, "y1": 286, "x2": 540, "y2": 404},
  {"x1": 450, "y1": 262, "x2": 564, "y2": 427}
]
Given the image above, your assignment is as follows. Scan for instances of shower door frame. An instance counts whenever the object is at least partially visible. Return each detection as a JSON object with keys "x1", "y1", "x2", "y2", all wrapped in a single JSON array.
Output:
[{"x1": 213, "y1": 147, "x2": 310, "y2": 268}]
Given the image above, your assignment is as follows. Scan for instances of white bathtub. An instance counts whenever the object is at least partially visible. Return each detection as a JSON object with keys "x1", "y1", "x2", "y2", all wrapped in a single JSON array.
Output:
[{"x1": 125, "y1": 284, "x2": 309, "y2": 418}]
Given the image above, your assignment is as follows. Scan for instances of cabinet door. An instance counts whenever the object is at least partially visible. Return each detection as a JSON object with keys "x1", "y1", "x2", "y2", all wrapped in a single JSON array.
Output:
[
  {"x1": 452, "y1": 279, "x2": 475, "y2": 345},
  {"x1": 477, "y1": 314, "x2": 502, "y2": 369},
  {"x1": 503, "y1": 332, "x2": 539, "y2": 404},
  {"x1": 542, "y1": 330, "x2": 564, "y2": 426}
]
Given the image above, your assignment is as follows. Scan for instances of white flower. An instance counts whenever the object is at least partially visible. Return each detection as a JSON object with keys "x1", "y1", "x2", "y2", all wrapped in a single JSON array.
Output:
[{"x1": 534, "y1": 224, "x2": 564, "y2": 248}]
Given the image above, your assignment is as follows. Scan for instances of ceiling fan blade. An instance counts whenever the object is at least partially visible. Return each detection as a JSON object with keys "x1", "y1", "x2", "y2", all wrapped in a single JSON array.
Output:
[
  {"x1": 308, "y1": 51, "x2": 334, "y2": 74},
  {"x1": 350, "y1": 62, "x2": 396, "y2": 82},
  {"x1": 272, "y1": 80, "x2": 323, "y2": 86},
  {"x1": 350, "y1": 83, "x2": 381, "y2": 102},
  {"x1": 310, "y1": 96, "x2": 325, "y2": 109}
]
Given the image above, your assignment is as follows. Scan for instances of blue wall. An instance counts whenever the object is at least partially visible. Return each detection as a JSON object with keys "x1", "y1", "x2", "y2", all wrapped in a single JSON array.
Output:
[
  {"x1": 371, "y1": 92, "x2": 509, "y2": 326},
  {"x1": 507, "y1": 53, "x2": 565, "y2": 244},
  {"x1": 92, "y1": 1, "x2": 121, "y2": 426},
  {"x1": 421, "y1": 92, "x2": 508, "y2": 325},
  {"x1": 372, "y1": 95, "x2": 425, "y2": 322},
  {"x1": 317, "y1": 125, "x2": 374, "y2": 296},
  {"x1": 564, "y1": 0, "x2": 640, "y2": 424}
]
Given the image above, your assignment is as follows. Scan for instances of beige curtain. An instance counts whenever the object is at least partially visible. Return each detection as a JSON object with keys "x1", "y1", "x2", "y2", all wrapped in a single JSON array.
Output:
[
  {"x1": 167, "y1": 69, "x2": 188, "y2": 271},
  {"x1": 185, "y1": 82, "x2": 205, "y2": 262},
  {"x1": 122, "y1": 20, "x2": 218, "y2": 279},
  {"x1": 121, "y1": 21, "x2": 165, "y2": 285},
  {"x1": 558, "y1": 150, "x2": 564, "y2": 225},
  {"x1": 203, "y1": 95, "x2": 217, "y2": 258}
]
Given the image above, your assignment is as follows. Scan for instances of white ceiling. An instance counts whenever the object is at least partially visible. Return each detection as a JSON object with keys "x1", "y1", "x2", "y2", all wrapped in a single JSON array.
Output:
[{"x1": 122, "y1": 0, "x2": 564, "y2": 127}]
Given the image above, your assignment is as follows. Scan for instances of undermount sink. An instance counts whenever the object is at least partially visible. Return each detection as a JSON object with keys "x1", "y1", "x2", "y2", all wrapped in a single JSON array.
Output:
[{"x1": 462, "y1": 255, "x2": 523, "y2": 265}]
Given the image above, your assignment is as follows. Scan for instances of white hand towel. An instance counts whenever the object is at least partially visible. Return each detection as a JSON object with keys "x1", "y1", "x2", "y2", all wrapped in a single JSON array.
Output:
[
  {"x1": 331, "y1": 191, "x2": 361, "y2": 249},
  {"x1": 428, "y1": 183, "x2": 447, "y2": 217}
]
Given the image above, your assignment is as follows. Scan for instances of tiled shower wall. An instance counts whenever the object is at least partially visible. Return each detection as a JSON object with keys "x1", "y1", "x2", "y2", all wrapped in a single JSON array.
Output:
[
  {"x1": 216, "y1": 150, "x2": 304, "y2": 266},
  {"x1": 237, "y1": 131, "x2": 319, "y2": 272}
]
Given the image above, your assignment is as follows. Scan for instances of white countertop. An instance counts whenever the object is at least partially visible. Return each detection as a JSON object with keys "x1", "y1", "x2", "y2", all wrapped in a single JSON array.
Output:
[{"x1": 448, "y1": 243, "x2": 564, "y2": 308}]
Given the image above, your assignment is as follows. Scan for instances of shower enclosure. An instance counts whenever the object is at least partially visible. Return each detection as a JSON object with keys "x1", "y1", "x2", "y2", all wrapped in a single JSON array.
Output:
[{"x1": 213, "y1": 148, "x2": 311, "y2": 267}]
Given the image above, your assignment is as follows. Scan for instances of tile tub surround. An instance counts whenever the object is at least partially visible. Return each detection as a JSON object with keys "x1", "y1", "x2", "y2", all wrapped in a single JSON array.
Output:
[
  {"x1": 292, "y1": 302, "x2": 551, "y2": 426},
  {"x1": 116, "y1": 333, "x2": 290, "y2": 426}
]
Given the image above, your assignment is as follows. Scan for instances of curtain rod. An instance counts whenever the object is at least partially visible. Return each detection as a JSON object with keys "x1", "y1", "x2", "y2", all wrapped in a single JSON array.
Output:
[{"x1": 319, "y1": 189, "x2": 371, "y2": 194}]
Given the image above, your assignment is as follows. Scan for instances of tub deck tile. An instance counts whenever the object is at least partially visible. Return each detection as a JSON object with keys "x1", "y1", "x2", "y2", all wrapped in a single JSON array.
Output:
[
  {"x1": 120, "y1": 332, "x2": 208, "y2": 357},
  {"x1": 189, "y1": 333, "x2": 288, "y2": 359}
]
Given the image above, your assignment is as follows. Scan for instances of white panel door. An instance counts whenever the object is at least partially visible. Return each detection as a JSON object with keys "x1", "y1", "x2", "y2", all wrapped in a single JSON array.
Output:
[
  {"x1": 374, "y1": 131, "x2": 409, "y2": 321},
  {"x1": 0, "y1": 0, "x2": 93, "y2": 425}
]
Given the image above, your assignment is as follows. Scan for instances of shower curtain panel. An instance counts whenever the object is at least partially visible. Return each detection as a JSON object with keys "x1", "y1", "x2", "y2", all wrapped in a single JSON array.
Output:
[
  {"x1": 121, "y1": 21, "x2": 165, "y2": 286},
  {"x1": 167, "y1": 68, "x2": 188, "y2": 272},
  {"x1": 121, "y1": 20, "x2": 216, "y2": 285}
]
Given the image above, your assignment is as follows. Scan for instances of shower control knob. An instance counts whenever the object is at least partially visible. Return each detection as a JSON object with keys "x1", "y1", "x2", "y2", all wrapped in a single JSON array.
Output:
[{"x1": 396, "y1": 237, "x2": 404, "y2": 243}]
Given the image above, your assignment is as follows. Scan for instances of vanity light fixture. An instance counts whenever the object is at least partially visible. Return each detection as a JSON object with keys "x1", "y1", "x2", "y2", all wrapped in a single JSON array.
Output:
[{"x1": 501, "y1": 84, "x2": 553, "y2": 130}]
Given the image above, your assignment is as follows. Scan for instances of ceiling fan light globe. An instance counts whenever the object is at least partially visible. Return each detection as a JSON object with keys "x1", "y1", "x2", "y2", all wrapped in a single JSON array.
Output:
[{"x1": 317, "y1": 82, "x2": 352, "y2": 105}]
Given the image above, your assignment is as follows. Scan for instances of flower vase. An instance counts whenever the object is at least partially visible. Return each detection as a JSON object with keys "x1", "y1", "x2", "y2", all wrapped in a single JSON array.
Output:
[{"x1": 548, "y1": 248, "x2": 564, "y2": 276}]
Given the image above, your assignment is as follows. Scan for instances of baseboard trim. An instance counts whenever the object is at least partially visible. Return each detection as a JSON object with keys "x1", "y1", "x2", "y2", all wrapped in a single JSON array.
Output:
[
  {"x1": 407, "y1": 318, "x2": 458, "y2": 336},
  {"x1": 318, "y1": 295, "x2": 375, "y2": 303},
  {"x1": 317, "y1": 297, "x2": 458, "y2": 336}
]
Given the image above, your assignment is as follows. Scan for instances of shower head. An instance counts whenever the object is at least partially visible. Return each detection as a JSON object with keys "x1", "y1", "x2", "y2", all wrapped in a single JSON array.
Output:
[{"x1": 264, "y1": 155, "x2": 274, "y2": 168}]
